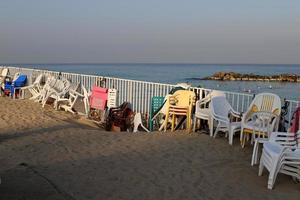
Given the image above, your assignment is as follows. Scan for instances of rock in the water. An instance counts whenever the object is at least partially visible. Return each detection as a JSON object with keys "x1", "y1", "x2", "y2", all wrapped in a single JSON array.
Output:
[{"x1": 202, "y1": 71, "x2": 300, "y2": 82}]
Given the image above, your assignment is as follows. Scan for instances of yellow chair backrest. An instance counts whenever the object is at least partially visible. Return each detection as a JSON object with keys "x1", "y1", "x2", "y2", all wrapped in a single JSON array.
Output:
[
  {"x1": 245, "y1": 93, "x2": 281, "y2": 120},
  {"x1": 170, "y1": 90, "x2": 196, "y2": 107}
]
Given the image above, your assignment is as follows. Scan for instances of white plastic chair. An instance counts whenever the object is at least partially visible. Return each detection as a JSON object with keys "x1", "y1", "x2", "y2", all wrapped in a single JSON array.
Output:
[
  {"x1": 193, "y1": 90, "x2": 225, "y2": 136},
  {"x1": 210, "y1": 96, "x2": 242, "y2": 145},
  {"x1": 258, "y1": 131, "x2": 299, "y2": 189},
  {"x1": 240, "y1": 93, "x2": 281, "y2": 147},
  {"x1": 133, "y1": 112, "x2": 150, "y2": 132},
  {"x1": 250, "y1": 112, "x2": 280, "y2": 166}
]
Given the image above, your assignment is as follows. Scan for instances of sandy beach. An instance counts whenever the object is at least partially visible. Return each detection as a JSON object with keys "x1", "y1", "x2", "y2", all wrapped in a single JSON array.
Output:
[{"x1": 0, "y1": 97, "x2": 299, "y2": 200}]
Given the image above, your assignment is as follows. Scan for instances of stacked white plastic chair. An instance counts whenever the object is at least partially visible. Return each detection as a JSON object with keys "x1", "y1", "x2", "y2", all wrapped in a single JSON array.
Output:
[
  {"x1": 250, "y1": 111, "x2": 279, "y2": 166},
  {"x1": 193, "y1": 90, "x2": 225, "y2": 136},
  {"x1": 258, "y1": 131, "x2": 300, "y2": 189},
  {"x1": 240, "y1": 93, "x2": 281, "y2": 147},
  {"x1": 210, "y1": 96, "x2": 242, "y2": 145}
]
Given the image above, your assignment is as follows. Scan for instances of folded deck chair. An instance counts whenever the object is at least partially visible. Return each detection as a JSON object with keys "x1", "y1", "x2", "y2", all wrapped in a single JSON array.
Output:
[
  {"x1": 20, "y1": 73, "x2": 44, "y2": 100},
  {"x1": 41, "y1": 78, "x2": 71, "y2": 108},
  {"x1": 4, "y1": 74, "x2": 27, "y2": 98},
  {"x1": 88, "y1": 86, "x2": 109, "y2": 122},
  {"x1": 0, "y1": 68, "x2": 9, "y2": 92},
  {"x1": 37, "y1": 75, "x2": 57, "y2": 103},
  {"x1": 90, "y1": 86, "x2": 108, "y2": 110},
  {"x1": 58, "y1": 83, "x2": 89, "y2": 116}
]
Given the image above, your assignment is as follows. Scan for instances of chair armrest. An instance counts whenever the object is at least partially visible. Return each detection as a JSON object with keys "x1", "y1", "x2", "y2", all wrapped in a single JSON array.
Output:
[
  {"x1": 229, "y1": 110, "x2": 242, "y2": 118},
  {"x1": 212, "y1": 114, "x2": 229, "y2": 123}
]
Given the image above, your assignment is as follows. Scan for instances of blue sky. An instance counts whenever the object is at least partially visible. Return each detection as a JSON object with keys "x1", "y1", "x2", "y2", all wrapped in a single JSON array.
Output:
[{"x1": 0, "y1": 0, "x2": 299, "y2": 64}]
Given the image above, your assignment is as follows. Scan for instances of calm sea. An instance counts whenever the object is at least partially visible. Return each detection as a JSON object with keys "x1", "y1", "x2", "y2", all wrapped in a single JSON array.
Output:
[{"x1": 8, "y1": 64, "x2": 300, "y2": 100}]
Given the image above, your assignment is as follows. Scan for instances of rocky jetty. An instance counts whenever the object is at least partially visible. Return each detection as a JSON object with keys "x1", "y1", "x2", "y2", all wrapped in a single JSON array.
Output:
[{"x1": 202, "y1": 72, "x2": 300, "y2": 82}]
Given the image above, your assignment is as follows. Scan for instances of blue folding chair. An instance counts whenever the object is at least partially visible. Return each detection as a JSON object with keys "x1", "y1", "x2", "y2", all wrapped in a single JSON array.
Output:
[{"x1": 5, "y1": 75, "x2": 27, "y2": 98}]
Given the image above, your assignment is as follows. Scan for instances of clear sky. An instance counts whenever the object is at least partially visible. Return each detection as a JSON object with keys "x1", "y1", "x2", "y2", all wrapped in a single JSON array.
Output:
[{"x1": 0, "y1": 0, "x2": 299, "y2": 64}]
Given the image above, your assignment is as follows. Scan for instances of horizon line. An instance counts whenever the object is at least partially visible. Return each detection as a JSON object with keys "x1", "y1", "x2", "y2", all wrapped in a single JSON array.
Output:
[{"x1": 1, "y1": 62, "x2": 300, "y2": 66}]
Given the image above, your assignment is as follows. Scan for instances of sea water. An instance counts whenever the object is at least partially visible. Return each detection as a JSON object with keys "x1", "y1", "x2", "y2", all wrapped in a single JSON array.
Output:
[{"x1": 8, "y1": 63, "x2": 300, "y2": 100}]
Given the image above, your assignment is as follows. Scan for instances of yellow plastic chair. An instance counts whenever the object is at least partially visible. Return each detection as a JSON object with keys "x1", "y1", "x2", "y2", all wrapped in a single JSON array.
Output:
[{"x1": 161, "y1": 90, "x2": 196, "y2": 132}]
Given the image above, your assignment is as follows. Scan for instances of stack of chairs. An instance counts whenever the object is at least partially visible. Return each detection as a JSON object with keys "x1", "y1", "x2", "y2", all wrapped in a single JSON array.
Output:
[{"x1": 160, "y1": 90, "x2": 196, "y2": 132}]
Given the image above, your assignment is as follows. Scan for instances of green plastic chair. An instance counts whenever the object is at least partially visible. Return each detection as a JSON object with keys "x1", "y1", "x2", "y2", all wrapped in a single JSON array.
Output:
[{"x1": 149, "y1": 96, "x2": 165, "y2": 131}]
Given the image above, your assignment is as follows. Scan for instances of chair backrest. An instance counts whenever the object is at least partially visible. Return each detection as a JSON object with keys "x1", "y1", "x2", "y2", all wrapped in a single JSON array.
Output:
[
  {"x1": 210, "y1": 96, "x2": 232, "y2": 120},
  {"x1": 33, "y1": 74, "x2": 44, "y2": 85},
  {"x1": 1, "y1": 68, "x2": 9, "y2": 77},
  {"x1": 203, "y1": 90, "x2": 226, "y2": 102},
  {"x1": 269, "y1": 132, "x2": 298, "y2": 147},
  {"x1": 250, "y1": 111, "x2": 279, "y2": 137},
  {"x1": 170, "y1": 90, "x2": 196, "y2": 107},
  {"x1": 195, "y1": 90, "x2": 225, "y2": 112},
  {"x1": 53, "y1": 79, "x2": 64, "y2": 91},
  {"x1": 244, "y1": 93, "x2": 281, "y2": 121},
  {"x1": 297, "y1": 130, "x2": 300, "y2": 148},
  {"x1": 13, "y1": 75, "x2": 27, "y2": 87},
  {"x1": 90, "y1": 85, "x2": 108, "y2": 110},
  {"x1": 13, "y1": 73, "x2": 20, "y2": 81},
  {"x1": 151, "y1": 96, "x2": 165, "y2": 115}
]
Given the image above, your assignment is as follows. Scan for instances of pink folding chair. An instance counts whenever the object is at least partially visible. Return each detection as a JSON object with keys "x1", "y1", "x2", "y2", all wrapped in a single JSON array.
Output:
[{"x1": 89, "y1": 86, "x2": 108, "y2": 110}]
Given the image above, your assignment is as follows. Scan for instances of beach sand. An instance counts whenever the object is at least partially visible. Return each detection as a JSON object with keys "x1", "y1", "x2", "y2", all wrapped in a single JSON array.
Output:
[{"x1": 0, "y1": 97, "x2": 299, "y2": 200}]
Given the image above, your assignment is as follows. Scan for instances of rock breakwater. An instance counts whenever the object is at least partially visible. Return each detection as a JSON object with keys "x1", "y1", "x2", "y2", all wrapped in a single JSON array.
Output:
[{"x1": 202, "y1": 72, "x2": 300, "y2": 82}]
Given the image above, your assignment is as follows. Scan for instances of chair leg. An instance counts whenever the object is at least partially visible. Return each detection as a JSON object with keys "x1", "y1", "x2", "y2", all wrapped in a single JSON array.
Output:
[
  {"x1": 267, "y1": 168, "x2": 278, "y2": 190},
  {"x1": 187, "y1": 113, "x2": 191, "y2": 133},
  {"x1": 193, "y1": 117, "x2": 197, "y2": 132},
  {"x1": 251, "y1": 140, "x2": 259, "y2": 166},
  {"x1": 213, "y1": 124, "x2": 220, "y2": 138},
  {"x1": 141, "y1": 124, "x2": 150, "y2": 132},
  {"x1": 258, "y1": 155, "x2": 264, "y2": 176},
  {"x1": 228, "y1": 129, "x2": 234, "y2": 145},
  {"x1": 171, "y1": 114, "x2": 175, "y2": 132},
  {"x1": 209, "y1": 118, "x2": 214, "y2": 137},
  {"x1": 164, "y1": 113, "x2": 169, "y2": 132}
]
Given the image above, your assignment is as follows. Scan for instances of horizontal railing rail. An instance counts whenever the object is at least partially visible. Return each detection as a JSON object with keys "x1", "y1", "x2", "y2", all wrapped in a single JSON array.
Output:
[{"x1": 2, "y1": 65, "x2": 299, "y2": 127}]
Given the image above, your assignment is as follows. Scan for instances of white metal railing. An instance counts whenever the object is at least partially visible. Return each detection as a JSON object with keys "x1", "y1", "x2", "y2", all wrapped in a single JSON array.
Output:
[{"x1": 2, "y1": 65, "x2": 299, "y2": 126}]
